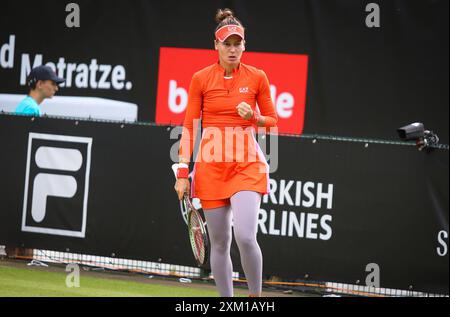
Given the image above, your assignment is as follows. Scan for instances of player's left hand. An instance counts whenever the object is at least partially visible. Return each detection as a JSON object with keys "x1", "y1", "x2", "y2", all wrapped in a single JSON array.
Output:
[{"x1": 236, "y1": 102, "x2": 253, "y2": 120}]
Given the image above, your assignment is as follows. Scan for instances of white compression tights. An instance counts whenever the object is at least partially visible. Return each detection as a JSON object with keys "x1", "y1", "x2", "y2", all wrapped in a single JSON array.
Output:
[{"x1": 203, "y1": 191, "x2": 262, "y2": 297}]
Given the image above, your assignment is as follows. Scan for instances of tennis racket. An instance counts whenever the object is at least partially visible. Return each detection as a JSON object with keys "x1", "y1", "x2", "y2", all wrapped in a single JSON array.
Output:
[{"x1": 172, "y1": 163, "x2": 209, "y2": 267}]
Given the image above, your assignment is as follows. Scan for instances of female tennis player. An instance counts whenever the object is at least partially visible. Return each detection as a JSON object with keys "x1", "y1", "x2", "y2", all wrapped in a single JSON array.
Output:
[{"x1": 174, "y1": 8, "x2": 278, "y2": 297}]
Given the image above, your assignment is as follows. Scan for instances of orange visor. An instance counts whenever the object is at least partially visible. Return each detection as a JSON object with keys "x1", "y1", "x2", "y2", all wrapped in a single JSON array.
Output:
[{"x1": 215, "y1": 25, "x2": 245, "y2": 42}]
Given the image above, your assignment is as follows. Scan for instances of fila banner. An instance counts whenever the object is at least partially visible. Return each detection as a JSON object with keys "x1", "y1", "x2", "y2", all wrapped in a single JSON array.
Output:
[
  {"x1": 20, "y1": 133, "x2": 92, "y2": 238},
  {"x1": 0, "y1": 114, "x2": 448, "y2": 294}
]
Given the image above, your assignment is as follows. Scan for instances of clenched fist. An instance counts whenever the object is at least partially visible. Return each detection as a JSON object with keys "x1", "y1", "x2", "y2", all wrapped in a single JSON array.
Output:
[{"x1": 236, "y1": 102, "x2": 254, "y2": 120}]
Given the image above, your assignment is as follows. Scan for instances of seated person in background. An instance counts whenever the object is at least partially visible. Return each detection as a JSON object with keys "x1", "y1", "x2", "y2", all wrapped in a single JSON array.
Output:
[{"x1": 15, "y1": 65, "x2": 65, "y2": 116}]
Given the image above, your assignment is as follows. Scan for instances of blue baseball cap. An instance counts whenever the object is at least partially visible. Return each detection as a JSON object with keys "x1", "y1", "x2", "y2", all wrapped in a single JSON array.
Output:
[{"x1": 27, "y1": 65, "x2": 65, "y2": 86}]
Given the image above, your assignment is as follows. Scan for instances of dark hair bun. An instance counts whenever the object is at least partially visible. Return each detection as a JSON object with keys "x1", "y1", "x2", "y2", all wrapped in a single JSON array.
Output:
[{"x1": 215, "y1": 8, "x2": 234, "y2": 23}]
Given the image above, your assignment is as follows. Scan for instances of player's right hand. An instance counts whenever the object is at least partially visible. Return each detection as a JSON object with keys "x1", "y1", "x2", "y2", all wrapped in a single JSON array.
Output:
[{"x1": 174, "y1": 178, "x2": 190, "y2": 200}]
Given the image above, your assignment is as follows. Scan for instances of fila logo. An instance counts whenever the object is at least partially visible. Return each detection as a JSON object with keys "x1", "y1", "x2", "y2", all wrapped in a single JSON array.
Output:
[
  {"x1": 239, "y1": 87, "x2": 249, "y2": 93},
  {"x1": 21, "y1": 133, "x2": 93, "y2": 238}
]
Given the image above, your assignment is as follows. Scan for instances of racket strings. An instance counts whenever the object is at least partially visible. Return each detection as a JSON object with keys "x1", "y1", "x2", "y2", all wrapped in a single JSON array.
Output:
[{"x1": 189, "y1": 211, "x2": 206, "y2": 264}]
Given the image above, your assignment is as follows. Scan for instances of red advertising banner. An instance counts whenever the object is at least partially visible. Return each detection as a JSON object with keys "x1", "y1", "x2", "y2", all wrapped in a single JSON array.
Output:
[{"x1": 156, "y1": 47, "x2": 308, "y2": 134}]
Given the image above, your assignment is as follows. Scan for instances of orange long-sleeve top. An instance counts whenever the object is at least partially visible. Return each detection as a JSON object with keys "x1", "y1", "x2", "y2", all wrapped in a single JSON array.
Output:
[{"x1": 179, "y1": 62, "x2": 278, "y2": 161}]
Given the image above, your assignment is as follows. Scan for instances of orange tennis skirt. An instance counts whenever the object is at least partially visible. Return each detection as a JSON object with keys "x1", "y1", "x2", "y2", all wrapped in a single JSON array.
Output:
[{"x1": 191, "y1": 127, "x2": 269, "y2": 210}]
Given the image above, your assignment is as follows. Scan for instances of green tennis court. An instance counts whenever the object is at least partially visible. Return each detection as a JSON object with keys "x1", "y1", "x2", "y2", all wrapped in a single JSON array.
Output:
[
  {"x1": 0, "y1": 260, "x2": 303, "y2": 297},
  {"x1": 0, "y1": 260, "x2": 230, "y2": 297}
]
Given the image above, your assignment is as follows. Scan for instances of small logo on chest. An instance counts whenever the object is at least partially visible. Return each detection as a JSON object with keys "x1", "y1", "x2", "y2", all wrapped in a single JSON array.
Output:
[{"x1": 239, "y1": 87, "x2": 249, "y2": 93}]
